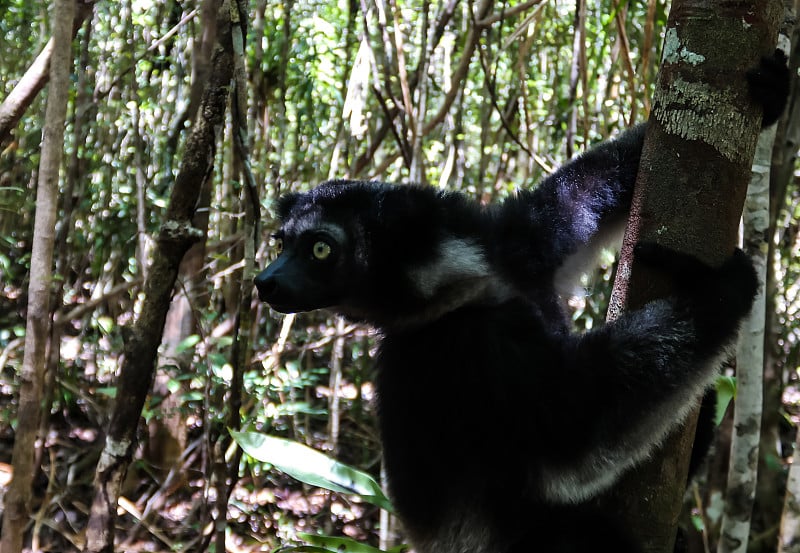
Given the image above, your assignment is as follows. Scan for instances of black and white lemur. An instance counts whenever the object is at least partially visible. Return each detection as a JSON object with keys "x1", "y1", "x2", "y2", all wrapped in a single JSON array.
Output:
[{"x1": 253, "y1": 52, "x2": 789, "y2": 553}]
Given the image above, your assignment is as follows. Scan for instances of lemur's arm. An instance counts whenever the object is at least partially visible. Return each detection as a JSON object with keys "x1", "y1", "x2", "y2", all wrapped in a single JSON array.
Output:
[
  {"x1": 533, "y1": 244, "x2": 758, "y2": 504},
  {"x1": 492, "y1": 123, "x2": 645, "y2": 291},
  {"x1": 494, "y1": 50, "x2": 788, "y2": 294}
]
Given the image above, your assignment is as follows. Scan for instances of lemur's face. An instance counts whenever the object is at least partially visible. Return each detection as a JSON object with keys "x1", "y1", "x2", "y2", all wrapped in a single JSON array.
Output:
[{"x1": 254, "y1": 213, "x2": 351, "y2": 313}]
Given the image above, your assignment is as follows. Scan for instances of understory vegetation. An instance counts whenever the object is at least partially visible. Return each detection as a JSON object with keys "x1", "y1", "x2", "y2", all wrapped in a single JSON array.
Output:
[{"x1": 1, "y1": 0, "x2": 800, "y2": 551}]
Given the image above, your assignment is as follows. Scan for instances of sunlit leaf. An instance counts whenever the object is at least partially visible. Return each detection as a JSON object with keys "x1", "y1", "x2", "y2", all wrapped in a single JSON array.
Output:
[
  {"x1": 715, "y1": 375, "x2": 737, "y2": 425},
  {"x1": 96, "y1": 316, "x2": 114, "y2": 335},
  {"x1": 94, "y1": 387, "x2": 117, "y2": 398},
  {"x1": 175, "y1": 334, "x2": 201, "y2": 354},
  {"x1": 276, "y1": 547, "x2": 338, "y2": 553},
  {"x1": 276, "y1": 402, "x2": 327, "y2": 416},
  {"x1": 298, "y1": 532, "x2": 408, "y2": 553},
  {"x1": 690, "y1": 513, "x2": 704, "y2": 532},
  {"x1": 232, "y1": 431, "x2": 393, "y2": 512}
]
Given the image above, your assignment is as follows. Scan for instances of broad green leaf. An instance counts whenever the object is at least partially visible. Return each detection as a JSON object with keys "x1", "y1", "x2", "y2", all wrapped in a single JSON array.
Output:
[
  {"x1": 715, "y1": 375, "x2": 737, "y2": 425},
  {"x1": 232, "y1": 431, "x2": 393, "y2": 512},
  {"x1": 181, "y1": 391, "x2": 205, "y2": 402},
  {"x1": 96, "y1": 316, "x2": 114, "y2": 335},
  {"x1": 298, "y1": 532, "x2": 408, "y2": 553},
  {"x1": 276, "y1": 547, "x2": 340, "y2": 553}
]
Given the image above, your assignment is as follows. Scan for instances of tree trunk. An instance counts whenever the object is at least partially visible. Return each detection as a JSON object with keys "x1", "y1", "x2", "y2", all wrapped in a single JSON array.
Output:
[
  {"x1": 601, "y1": 1, "x2": 782, "y2": 552},
  {"x1": 779, "y1": 429, "x2": 800, "y2": 553},
  {"x1": 0, "y1": 0, "x2": 75, "y2": 551},
  {"x1": 717, "y1": 123, "x2": 776, "y2": 553},
  {"x1": 82, "y1": 1, "x2": 236, "y2": 551},
  {"x1": 755, "y1": 6, "x2": 800, "y2": 548},
  {"x1": 211, "y1": 3, "x2": 254, "y2": 548}
]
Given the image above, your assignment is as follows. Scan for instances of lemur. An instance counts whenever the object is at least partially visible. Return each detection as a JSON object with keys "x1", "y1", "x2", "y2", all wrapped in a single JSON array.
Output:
[{"x1": 254, "y1": 51, "x2": 788, "y2": 552}]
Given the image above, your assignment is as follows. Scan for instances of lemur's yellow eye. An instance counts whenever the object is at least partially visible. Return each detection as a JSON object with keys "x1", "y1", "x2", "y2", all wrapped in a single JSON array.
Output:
[
  {"x1": 312, "y1": 241, "x2": 331, "y2": 260},
  {"x1": 273, "y1": 237, "x2": 284, "y2": 255}
]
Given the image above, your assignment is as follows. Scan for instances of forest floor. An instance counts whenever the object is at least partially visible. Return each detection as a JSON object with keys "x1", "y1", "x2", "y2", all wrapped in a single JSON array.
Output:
[{"x1": 0, "y1": 394, "x2": 383, "y2": 552}]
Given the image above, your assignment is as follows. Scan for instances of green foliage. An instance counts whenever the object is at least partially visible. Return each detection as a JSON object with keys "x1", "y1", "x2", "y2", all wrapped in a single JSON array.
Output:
[
  {"x1": 715, "y1": 375, "x2": 737, "y2": 426},
  {"x1": 7, "y1": 0, "x2": 795, "y2": 550},
  {"x1": 285, "y1": 532, "x2": 408, "y2": 553},
  {"x1": 0, "y1": 0, "x2": 667, "y2": 546},
  {"x1": 233, "y1": 431, "x2": 394, "y2": 512}
]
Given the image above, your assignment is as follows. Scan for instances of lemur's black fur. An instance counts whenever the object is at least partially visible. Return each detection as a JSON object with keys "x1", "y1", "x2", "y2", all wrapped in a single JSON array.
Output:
[{"x1": 254, "y1": 52, "x2": 788, "y2": 553}]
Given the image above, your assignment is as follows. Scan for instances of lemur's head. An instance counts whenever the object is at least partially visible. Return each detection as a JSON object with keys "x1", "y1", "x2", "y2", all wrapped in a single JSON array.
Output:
[
  {"x1": 254, "y1": 180, "x2": 374, "y2": 314},
  {"x1": 254, "y1": 180, "x2": 508, "y2": 328}
]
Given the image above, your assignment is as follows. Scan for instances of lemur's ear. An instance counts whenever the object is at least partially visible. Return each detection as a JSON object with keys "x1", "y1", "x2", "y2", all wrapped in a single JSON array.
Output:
[
  {"x1": 275, "y1": 192, "x2": 302, "y2": 220},
  {"x1": 747, "y1": 48, "x2": 790, "y2": 128}
]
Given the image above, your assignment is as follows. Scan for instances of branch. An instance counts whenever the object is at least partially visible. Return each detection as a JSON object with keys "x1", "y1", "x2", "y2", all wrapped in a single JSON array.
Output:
[
  {"x1": 422, "y1": 0, "x2": 494, "y2": 135},
  {"x1": 476, "y1": 0, "x2": 542, "y2": 27},
  {"x1": 54, "y1": 279, "x2": 143, "y2": 325},
  {"x1": 0, "y1": 0, "x2": 95, "y2": 146}
]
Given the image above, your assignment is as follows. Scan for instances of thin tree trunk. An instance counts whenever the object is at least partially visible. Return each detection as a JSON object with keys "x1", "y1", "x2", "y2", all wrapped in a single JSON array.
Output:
[
  {"x1": 565, "y1": 0, "x2": 585, "y2": 158},
  {"x1": 147, "y1": 0, "x2": 217, "y2": 487},
  {"x1": 779, "y1": 430, "x2": 800, "y2": 553},
  {"x1": 718, "y1": 15, "x2": 793, "y2": 552},
  {"x1": 0, "y1": 0, "x2": 75, "y2": 551},
  {"x1": 754, "y1": 4, "x2": 800, "y2": 546},
  {"x1": 213, "y1": 2, "x2": 253, "y2": 548},
  {"x1": 717, "y1": 125, "x2": 775, "y2": 553},
  {"x1": 409, "y1": 0, "x2": 431, "y2": 184},
  {"x1": 82, "y1": 2, "x2": 235, "y2": 551},
  {"x1": 328, "y1": 319, "x2": 346, "y2": 455}
]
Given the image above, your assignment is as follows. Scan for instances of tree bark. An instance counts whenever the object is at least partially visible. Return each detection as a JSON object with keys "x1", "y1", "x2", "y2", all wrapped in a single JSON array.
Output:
[
  {"x1": 0, "y1": 0, "x2": 75, "y2": 551},
  {"x1": 210, "y1": 3, "x2": 253, "y2": 549},
  {"x1": 82, "y1": 1, "x2": 235, "y2": 551},
  {"x1": 779, "y1": 429, "x2": 800, "y2": 553},
  {"x1": 718, "y1": 13, "x2": 793, "y2": 553},
  {"x1": 602, "y1": 1, "x2": 782, "y2": 552},
  {"x1": 717, "y1": 123, "x2": 775, "y2": 553},
  {"x1": 750, "y1": 12, "x2": 800, "y2": 553}
]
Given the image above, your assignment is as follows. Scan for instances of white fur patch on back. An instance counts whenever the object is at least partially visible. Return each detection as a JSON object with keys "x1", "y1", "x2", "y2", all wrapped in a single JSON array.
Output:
[{"x1": 554, "y1": 217, "x2": 626, "y2": 298}]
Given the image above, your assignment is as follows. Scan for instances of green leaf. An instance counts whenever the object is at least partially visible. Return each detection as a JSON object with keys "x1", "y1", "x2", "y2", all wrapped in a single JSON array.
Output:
[
  {"x1": 298, "y1": 532, "x2": 408, "y2": 553},
  {"x1": 276, "y1": 401, "x2": 327, "y2": 416},
  {"x1": 231, "y1": 431, "x2": 394, "y2": 512},
  {"x1": 715, "y1": 375, "x2": 737, "y2": 425},
  {"x1": 175, "y1": 334, "x2": 201, "y2": 354},
  {"x1": 181, "y1": 391, "x2": 205, "y2": 402},
  {"x1": 96, "y1": 315, "x2": 114, "y2": 335},
  {"x1": 690, "y1": 513, "x2": 705, "y2": 532},
  {"x1": 276, "y1": 547, "x2": 340, "y2": 553},
  {"x1": 94, "y1": 386, "x2": 117, "y2": 398}
]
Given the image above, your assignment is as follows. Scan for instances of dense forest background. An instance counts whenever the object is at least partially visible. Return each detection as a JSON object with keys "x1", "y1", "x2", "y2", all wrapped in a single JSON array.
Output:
[{"x1": 1, "y1": 0, "x2": 800, "y2": 551}]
